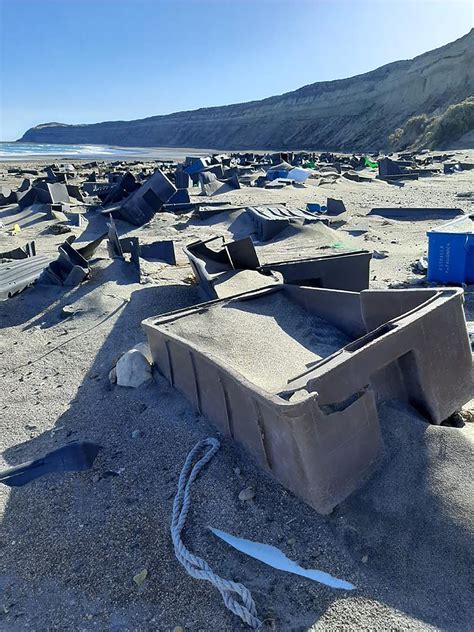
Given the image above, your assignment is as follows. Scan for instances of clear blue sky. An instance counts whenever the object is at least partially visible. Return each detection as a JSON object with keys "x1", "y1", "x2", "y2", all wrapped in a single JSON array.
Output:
[{"x1": 0, "y1": 0, "x2": 472, "y2": 140}]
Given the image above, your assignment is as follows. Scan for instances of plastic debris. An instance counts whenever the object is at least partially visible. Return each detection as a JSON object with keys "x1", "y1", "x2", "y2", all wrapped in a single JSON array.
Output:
[
  {"x1": 0, "y1": 442, "x2": 101, "y2": 487},
  {"x1": 373, "y1": 250, "x2": 389, "y2": 259},
  {"x1": 210, "y1": 528, "x2": 355, "y2": 590},
  {"x1": 364, "y1": 157, "x2": 378, "y2": 169},
  {"x1": 0, "y1": 254, "x2": 51, "y2": 300}
]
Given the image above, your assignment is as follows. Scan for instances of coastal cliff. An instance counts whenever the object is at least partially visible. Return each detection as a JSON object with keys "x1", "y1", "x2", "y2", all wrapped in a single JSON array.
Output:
[{"x1": 20, "y1": 30, "x2": 474, "y2": 151}]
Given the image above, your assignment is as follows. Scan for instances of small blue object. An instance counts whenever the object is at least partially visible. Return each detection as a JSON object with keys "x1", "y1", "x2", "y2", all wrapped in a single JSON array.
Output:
[
  {"x1": 183, "y1": 157, "x2": 208, "y2": 175},
  {"x1": 427, "y1": 215, "x2": 474, "y2": 284},
  {"x1": 266, "y1": 168, "x2": 290, "y2": 181},
  {"x1": 306, "y1": 203, "x2": 327, "y2": 214}
]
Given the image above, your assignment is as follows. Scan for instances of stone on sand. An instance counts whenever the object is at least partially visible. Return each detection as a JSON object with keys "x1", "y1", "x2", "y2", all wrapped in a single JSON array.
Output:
[
  {"x1": 133, "y1": 341, "x2": 153, "y2": 363},
  {"x1": 115, "y1": 349, "x2": 152, "y2": 388}
]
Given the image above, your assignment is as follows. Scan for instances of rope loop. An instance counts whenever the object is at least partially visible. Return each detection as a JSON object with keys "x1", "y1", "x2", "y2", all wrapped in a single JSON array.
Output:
[{"x1": 171, "y1": 438, "x2": 262, "y2": 629}]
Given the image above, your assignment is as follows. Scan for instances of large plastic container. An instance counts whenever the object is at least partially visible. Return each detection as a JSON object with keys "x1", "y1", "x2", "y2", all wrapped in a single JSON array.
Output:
[
  {"x1": 427, "y1": 215, "x2": 474, "y2": 283},
  {"x1": 142, "y1": 285, "x2": 473, "y2": 514}
]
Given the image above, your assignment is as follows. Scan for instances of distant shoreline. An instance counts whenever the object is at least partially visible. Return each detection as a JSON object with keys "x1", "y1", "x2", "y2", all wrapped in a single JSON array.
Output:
[
  {"x1": 0, "y1": 142, "x2": 219, "y2": 162},
  {"x1": 0, "y1": 141, "x2": 348, "y2": 162}
]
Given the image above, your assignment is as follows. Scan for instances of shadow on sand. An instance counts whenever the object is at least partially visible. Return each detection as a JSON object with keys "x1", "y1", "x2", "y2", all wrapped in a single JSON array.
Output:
[{"x1": 0, "y1": 278, "x2": 473, "y2": 630}]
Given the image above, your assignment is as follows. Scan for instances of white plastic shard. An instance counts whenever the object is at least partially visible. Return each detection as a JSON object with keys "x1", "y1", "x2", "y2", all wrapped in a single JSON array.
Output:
[{"x1": 210, "y1": 527, "x2": 355, "y2": 590}]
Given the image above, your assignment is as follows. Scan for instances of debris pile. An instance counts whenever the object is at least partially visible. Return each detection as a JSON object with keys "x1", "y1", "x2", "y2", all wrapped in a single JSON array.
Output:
[{"x1": 1, "y1": 147, "x2": 473, "y2": 630}]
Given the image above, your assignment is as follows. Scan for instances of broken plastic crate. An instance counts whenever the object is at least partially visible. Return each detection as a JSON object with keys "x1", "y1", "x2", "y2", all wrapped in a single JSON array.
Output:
[
  {"x1": 370, "y1": 207, "x2": 463, "y2": 220},
  {"x1": 0, "y1": 255, "x2": 50, "y2": 300},
  {"x1": 142, "y1": 285, "x2": 472, "y2": 514},
  {"x1": 246, "y1": 206, "x2": 326, "y2": 241},
  {"x1": 261, "y1": 251, "x2": 371, "y2": 290},
  {"x1": 427, "y1": 214, "x2": 474, "y2": 283},
  {"x1": 184, "y1": 235, "x2": 371, "y2": 300},
  {"x1": 118, "y1": 169, "x2": 176, "y2": 226}
]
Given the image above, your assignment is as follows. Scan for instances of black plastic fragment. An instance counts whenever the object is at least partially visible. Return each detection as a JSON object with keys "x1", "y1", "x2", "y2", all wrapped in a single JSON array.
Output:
[{"x1": 0, "y1": 442, "x2": 101, "y2": 487}]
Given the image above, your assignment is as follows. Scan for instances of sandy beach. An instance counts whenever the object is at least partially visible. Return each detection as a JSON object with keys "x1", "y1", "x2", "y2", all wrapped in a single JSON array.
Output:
[{"x1": 1, "y1": 152, "x2": 473, "y2": 631}]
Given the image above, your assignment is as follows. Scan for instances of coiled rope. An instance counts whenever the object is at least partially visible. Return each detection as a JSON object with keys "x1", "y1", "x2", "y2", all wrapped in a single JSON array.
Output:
[{"x1": 171, "y1": 437, "x2": 262, "y2": 629}]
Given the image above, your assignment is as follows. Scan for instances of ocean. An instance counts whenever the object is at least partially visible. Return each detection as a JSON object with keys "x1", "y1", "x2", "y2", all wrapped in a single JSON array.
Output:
[{"x1": 0, "y1": 142, "x2": 212, "y2": 161}]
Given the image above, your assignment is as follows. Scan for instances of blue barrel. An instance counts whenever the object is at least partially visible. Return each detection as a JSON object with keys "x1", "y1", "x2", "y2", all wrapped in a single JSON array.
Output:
[{"x1": 427, "y1": 216, "x2": 474, "y2": 283}]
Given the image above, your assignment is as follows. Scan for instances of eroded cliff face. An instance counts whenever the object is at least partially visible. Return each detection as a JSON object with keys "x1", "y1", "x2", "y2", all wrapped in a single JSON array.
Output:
[{"x1": 20, "y1": 30, "x2": 474, "y2": 151}]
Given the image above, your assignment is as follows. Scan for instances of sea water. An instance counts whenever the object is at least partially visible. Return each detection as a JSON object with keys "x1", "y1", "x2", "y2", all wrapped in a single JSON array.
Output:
[{"x1": 0, "y1": 142, "x2": 212, "y2": 161}]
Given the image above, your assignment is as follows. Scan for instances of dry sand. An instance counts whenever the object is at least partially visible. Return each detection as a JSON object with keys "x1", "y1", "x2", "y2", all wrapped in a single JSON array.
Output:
[
  {"x1": 162, "y1": 292, "x2": 351, "y2": 393},
  {"x1": 0, "y1": 154, "x2": 474, "y2": 631}
]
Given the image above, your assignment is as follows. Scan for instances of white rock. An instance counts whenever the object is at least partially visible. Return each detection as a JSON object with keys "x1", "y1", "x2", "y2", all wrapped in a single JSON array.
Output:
[
  {"x1": 115, "y1": 349, "x2": 151, "y2": 388},
  {"x1": 133, "y1": 342, "x2": 153, "y2": 364}
]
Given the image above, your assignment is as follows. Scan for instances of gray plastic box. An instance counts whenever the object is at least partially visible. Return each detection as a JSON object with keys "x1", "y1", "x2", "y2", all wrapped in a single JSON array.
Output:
[{"x1": 142, "y1": 286, "x2": 473, "y2": 513}]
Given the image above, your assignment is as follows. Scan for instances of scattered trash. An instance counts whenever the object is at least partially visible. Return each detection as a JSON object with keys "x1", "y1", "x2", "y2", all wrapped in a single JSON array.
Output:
[
  {"x1": 210, "y1": 528, "x2": 355, "y2": 590},
  {"x1": 140, "y1": 241, "x2": 176, "y2": 265},
  {"x1": 261, "y1": 250, "x2": 372, "y2": 291},
  {"x1": 326, "y1": 197, "x2": 348, "y2": 216},
  {"x1": 369, "y1": 207, "x2": 463, "y2": 220},
  {"x1": 0, "y1": 241, "x2": 36, "y2": 260},
  {"x1": 0, "y1": 442, "x2": 101, "y2": 487},
  {"x1": 444, "y1": 162, "x2": 463, "y2": 174},
  {"x1": 106, "y1": 215, "x2": 176, "y2": 275},
  {"x1": 342, "y1": 170, "x2": 372, "y2": 183},
  {"x1": 287, "y1": 167, "x2": 311, "y2": 182},
  {"x1": 75, "y1": 232, "x2": 108, "y2": 260},
  {"x1": 341, "y1": 222, "x2": 369, "y2": 235},
  {"x1": 246, "y1": 205, "x2": 327, "y2": 241},
  {"x1": 117, "y1": 169, "x2": 176, "y2": 226},
  {"x1": 377, "y1": 157, "x2": 419, "y2": 181},
  {"x1": 0, "y1": 254, "x2": 51, "y2": 300},
  {"x1": 2, "y1": 147, "x2": 474, "y2": 632},
  {"x1": 164, "y1": 188, "x2": 192, "y2": 213},
  {"x1": 199, "y1": 172, "x2": 240, "y2": 196},
  {"x1": 0, "y1": 186, "x2": 15, "y2": 206},
  {"x1": 184, "y1": 235, "x2": 371, "y2": 299},
  {"x1": 364, "y1": 157, "x2": 378, "y2": 169},
  {"x1": 38, "y1": 240, "x2": 90, "y2": 287},
  {"x1": 412, "y1": 257, "x2": 428, "y2": 274},
  {"x1": 105, "y1": 215, "x2": 123, "y2": 256},
  {"x1": 197, "y1": 203, "x2": 247, "y2": 220},
  {"x1": 49, "y1": 223, "x2": 72, "y2": 235}
]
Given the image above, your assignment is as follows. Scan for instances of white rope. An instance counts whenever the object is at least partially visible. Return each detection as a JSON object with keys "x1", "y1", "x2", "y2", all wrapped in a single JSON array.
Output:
[{"x1": 171, "y1": 437, "x2": 262, "y2": 629}]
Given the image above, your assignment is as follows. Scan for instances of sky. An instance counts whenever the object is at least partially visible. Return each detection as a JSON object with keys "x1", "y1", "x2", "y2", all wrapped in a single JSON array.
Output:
[{"x1": 0, "y1": 0, "x2": 472, "y2": 141}]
